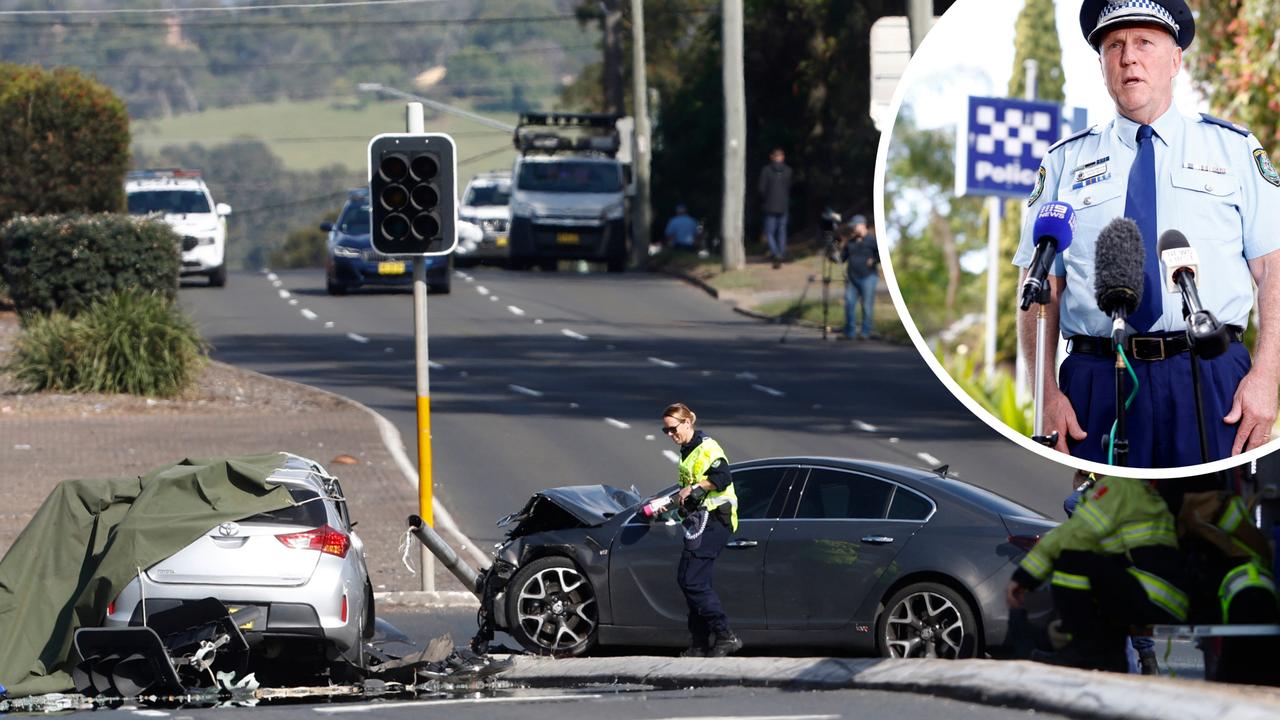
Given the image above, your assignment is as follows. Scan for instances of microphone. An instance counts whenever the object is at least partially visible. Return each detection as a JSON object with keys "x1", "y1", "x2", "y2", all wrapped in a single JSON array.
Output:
[
  {"x1": 1158, "y1": 229, "x2": 1230, "y2": 359},
  {"x1": 1021, "y1": 202, "x2": 1076, "y2": 310},
  {"x1": 1094, "y1": 217, "x2": 1145, "y2": 345}
]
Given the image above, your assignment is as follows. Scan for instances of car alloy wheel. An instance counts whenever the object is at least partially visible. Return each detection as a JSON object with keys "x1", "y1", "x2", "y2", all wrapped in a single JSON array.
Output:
[
  {"x1": 878, "y1": 582, "x2": 979, "y2": 659},
  {"x1": 507, "y1": 556, "x2": 597, "y2": 656}
]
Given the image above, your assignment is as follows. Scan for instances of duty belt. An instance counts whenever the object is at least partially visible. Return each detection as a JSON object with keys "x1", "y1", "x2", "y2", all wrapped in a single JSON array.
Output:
[{"x1": 1068, "y1": 326, "x2": 1243, "y2": 361}]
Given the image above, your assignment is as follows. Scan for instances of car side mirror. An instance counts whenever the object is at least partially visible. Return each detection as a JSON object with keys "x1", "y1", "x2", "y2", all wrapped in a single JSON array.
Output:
[
  {"x1": 216, "y1": 202, "x2": 232, "y2": 216},
  {"x1": 320, "y1": 222, "x2": 333, "y2": 232}
]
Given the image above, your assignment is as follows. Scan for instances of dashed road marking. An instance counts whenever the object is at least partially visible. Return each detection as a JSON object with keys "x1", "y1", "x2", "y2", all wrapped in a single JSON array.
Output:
[
  {"x1": 508, "y1": 384, "x2": 544, "y2": 398},
  {"x1": 604, "y1": 417, "x2": 630, "y2": 429},
  {"x1": 300, "y1": 308, "x2": 317, "y2": 320},
  {"x1": 347, "y1": 332, "x2": 370, "y2": 344},
  {"x1": 266, "y1": 272, "x2": 278, "y2": 281},
  {"x1": 853, "y1": 420, "x2": 879, "y2": 432},
  {"x1": 428, "y1": 360, "x2": 444, "y2": 370},
  {"x1": 288, "y1": 299, "x2": 299, "y2": 306},
  {"x1": 507, "y1": 305, "x2": 526, "y2": 316},
  {"x1": 889, "y1": 437, "x2": 900, "y2": 444},
  {"x1": 917, "y1": 451, "x2": 941, "y2": 466},
  {"x1": 476, "y1": 286, "x2": 490, "y2": 296},
  {"x1": 272, "y1": 280, "x2": 282, "y2": 288},
  {"x1": 735, "y1": 371, "x2": 758, "y2": 380},
  {"x1": 490, "y1": 296, "x2": 499, "y2": 302},
  {"x1": 751, "y1": 383, "x2": 785, "y2": 397},
  {"x1": 648, "y1": 357, "x2": 680, "y2": 368},
  {"x1": 562, "y1": 328, "x2": 589, "y2": 341},
  {"x1": 324, "y1": 321, "x2": 334, "y2": 328},
  {"x1": 278, "y1": 289, "x2": 290, "y2": 299},
  {"x1": 645, "y1": 434, "x2": 656, "y2": 441},
  {"x1": 663, "y1": 450, "x2": 680, "y2": 464},
  {"x1": 534, "y1": 318, "x2": 544, "y2": 325}
]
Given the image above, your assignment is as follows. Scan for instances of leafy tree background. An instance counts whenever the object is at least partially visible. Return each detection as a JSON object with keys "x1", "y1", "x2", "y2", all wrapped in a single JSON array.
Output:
[{"x1": 1186, "y1": 0, "x2": 1280, "y2": 150}]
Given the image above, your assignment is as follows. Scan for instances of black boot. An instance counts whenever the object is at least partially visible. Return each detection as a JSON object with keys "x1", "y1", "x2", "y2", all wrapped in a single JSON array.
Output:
[
  {"x1": 707, "y1": 631, "x2": 743, "y2": 658},
  {"x1": 679, "y1": 635, "x2": 709, "y2": 657}
]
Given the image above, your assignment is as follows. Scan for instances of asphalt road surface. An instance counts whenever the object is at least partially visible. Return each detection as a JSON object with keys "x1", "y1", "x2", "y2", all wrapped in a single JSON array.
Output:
[{"x1": 181, "y1": 267, "x2": 1070, "y2": 548}]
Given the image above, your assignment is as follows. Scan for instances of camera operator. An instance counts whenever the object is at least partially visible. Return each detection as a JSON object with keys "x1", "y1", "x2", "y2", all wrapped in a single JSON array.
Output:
[{"x1": 833, "y1": 215, "x2": 880, "y2": 341}]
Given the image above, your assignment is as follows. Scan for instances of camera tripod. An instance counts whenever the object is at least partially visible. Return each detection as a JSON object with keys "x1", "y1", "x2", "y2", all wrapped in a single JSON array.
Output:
[{"x1": 777, "y1": 228, "x2": 838, "y2": 343}]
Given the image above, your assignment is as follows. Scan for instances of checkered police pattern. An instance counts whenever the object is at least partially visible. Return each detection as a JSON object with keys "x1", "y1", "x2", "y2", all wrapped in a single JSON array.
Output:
[
  {"x1": 1098, "y1": 0, "x2": 1179, "y2": 33},
  {"x1": 973, "y1": 104, "x2": 1055, "y2": 158}
]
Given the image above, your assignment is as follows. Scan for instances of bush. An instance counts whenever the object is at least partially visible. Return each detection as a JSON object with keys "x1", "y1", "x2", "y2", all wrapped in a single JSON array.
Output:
[
  {"x1": 4, "y1": 290, "x2": 208, "y2": 397},
  {"x1": 0, "y1": 63, "x2": 130, "y2": 224},
  {"x1": 0, "y1": 213, "x2": 180, "y2": 317},
  {"x1": 269, "y1": 218, "x2": 331, "y2": 269}
]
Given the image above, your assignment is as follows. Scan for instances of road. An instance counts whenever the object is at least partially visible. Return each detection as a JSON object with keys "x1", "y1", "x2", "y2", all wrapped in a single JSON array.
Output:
[{"x1": 181, "y1": 267, "x2": 1070, "y2": 547}]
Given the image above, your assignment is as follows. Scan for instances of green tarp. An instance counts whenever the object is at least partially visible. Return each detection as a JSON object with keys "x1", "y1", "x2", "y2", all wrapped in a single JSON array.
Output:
[{"x1": 0, "y1": 453, "x2": 295, "y2": 697}]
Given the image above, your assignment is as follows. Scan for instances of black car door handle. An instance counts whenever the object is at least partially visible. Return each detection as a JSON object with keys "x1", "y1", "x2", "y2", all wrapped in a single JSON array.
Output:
[
  {"x1": 861, "y1": 535, "x2": 894, "y2": 544},
  {"x1": 726, "y1": 539, "x2": 759, "y2": 549}
]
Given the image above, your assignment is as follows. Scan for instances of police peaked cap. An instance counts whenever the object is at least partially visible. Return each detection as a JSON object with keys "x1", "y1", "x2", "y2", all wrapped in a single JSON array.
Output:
[{"x1": 1080, "y1": 0, "x2": 1195, "y2": 51}]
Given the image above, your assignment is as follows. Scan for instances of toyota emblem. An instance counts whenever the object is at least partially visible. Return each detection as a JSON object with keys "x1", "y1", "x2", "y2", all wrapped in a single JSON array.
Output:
[{"x1": 217, "y1": 521, "x2": 240, "y2": 537}]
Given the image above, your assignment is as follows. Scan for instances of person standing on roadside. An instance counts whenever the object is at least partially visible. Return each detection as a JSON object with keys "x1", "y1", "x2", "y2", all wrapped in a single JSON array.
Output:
[
  {"x1": 836, "y1": 214, "x2": 880, "y2": 340},
  {"x1": 661, "y1": 402, "x2": 742, "y2": 658},
  {"x1": 757, "y1": 147, "x2": 793, "y2": 268}
]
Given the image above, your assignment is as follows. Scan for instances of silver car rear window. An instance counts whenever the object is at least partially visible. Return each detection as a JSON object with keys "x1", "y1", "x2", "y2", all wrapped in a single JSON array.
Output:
[{"x1": 242, "y1": 486, "x2": 327, "y2": 527}]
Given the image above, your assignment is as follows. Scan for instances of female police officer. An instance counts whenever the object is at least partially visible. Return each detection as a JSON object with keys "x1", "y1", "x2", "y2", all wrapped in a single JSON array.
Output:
[{"x1": 661, "y1": 402, "x2": 742, "y2": 657}]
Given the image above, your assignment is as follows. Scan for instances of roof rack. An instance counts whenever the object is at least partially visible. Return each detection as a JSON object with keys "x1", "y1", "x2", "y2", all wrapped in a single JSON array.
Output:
[{"x1": 514, "y1": 112, "x2": 622, "y2": 157}]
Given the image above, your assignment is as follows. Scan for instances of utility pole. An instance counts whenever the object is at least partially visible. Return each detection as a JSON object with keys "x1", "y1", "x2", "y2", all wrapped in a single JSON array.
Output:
[
  {"x1": 601, "y1": 0, "x2": 625, "y2": 116},
  {"x1": 629, "y1": 0, "x2": 652, "y2": 266},
  {"x1": 721, "y1": 0, "x2": 746, "y2": 271}
]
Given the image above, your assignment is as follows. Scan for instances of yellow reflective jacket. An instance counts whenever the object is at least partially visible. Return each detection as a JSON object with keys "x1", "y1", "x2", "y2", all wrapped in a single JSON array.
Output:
[{"x1": 678, "y1": 434, "x2": 738, "y2": 531}]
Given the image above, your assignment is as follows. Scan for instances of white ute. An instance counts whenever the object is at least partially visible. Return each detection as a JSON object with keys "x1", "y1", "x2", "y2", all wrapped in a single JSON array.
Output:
[{"x1": 126, "y1": 169, "x2": 232, "y2": 287}]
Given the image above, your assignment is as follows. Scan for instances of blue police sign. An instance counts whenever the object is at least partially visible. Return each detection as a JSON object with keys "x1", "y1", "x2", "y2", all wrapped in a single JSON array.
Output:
[{"x1": 957, "y1": 96, "x2": 1062, "y2": 198}]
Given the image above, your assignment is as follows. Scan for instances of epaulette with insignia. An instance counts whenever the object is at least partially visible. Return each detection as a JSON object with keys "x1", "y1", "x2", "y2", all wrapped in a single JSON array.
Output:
[
  {"x1": 1048, "y1": 125, "x2": 1096, "y2": 153},
  {"x1": 1200, "y1": 113, "x2": 1250, "y2": 137}
]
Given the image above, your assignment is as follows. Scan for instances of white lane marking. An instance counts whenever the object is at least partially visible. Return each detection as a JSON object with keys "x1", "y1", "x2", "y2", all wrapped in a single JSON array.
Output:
[
  {"x1": 663, "y1": 450, "x2": 680, "y2": 464},
  {"x1": 889, "y1": 437, "x2": 900, "y2": 444},
  {"x1": 300, "y1": 308, "x2": 317, "y2": 320},
  {"x1": 735, "y1": 371, "x2": 758, "y2": 380},
  {"x1": 534, "y1": 318, "x2": 544, "y2": 324},
  {"x1": 569, "y1": 402, "x2": 580, "y2": 409},
  {"x1": 701, "y1": 370, "x2": 713, "y2": 377},
  {"x1": 266, "y1": 272, "x2": 278, "y2": 281},
  {"x1": 428, "y1": 360, "x2": 444, "y2": 370},
  {"x1": 751, "y1": 383, "x2": 785, "y2": 397},
  {"x1": 288, "y1": 299, "x2": 299, "y2": 306},
  {"x1": 562, "y1": 328, "x2": 589, "y2": 341},
  {"x1": 314, "y1": 695, "x2": 603, "y2": 715},
  {"x1": 383, "y1": 347, "x2": 394, "y2": 353},
  {"x1": 648, "y1": 357, "x2": 680, "y2": 368},
  {"x1": 347, "y1": 332, "x2": 369, "y2": 344},
  {"x1": 645, "y1": 434, "x2": 656, "y2": 441},
  {"x1": 454, "y1": 270, "x2": 469, "y2": 280},
  {"x1": 917, "y1": 451, "x2": 941, "y2": 466},
  {"x1": 507, "y1": 305, "x2": 526, "y2": 316},
  {"x1": 509, "y1": 384, "x2": 544, "y2": 398},
  {"x1": 278, "y1": 289, "x2": 290, "y2": 299},
  {"x1": 324, "y1": 321, "x2": 334, "y2": 328},
  {"x1": 465, "y1": 275, "x2": 475, "y2": 283},
  {"x1": 604, "y1": 417, "x2": 630, "y2": 429},
  {"x1": 490, "y1": 295, "x2": 499, "y2": 302},
  {"x1": 853, "y1": 420, "x2": 879, "y2": 432},
  {"x1": 272, "y1": 280, "x2": 282, "y2": 288},
  {"x1": 476, "y1": 285, "x2": 490, "y2": 296}
]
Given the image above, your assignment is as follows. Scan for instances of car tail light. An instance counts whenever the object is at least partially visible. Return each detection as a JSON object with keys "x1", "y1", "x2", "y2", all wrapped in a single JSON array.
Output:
[
  {"x1": 276, "y1": 524, "x2": 351, "y2": 557},
  {"x1": 1008, "y1": 534, "x2": 1040, "y2": 552},
  {"x1": 107, "y1": 600, "x2": 116, "y2": 616}
]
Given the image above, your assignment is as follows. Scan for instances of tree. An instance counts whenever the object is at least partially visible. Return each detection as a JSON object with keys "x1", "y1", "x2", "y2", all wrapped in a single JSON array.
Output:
[
  {"x1": 1186, "y1": 0, "x2": 1280, "y2": 148},
  {"x1": 994, "y1": 0, "x2": 1065, "y2": 367},
  {"x1": 0, "y1": 63, "x2": 130, "y2": 224}
]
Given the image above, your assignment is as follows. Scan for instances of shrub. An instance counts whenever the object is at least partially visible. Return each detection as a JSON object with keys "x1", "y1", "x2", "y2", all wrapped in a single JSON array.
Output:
[
  {"x1": 0, "y1": 63, "x2": 130, "y2": 224},
  {"x1": 4, "y1": 290, "x2": 208, "y2": 397},
  {"x1": 0, "y1": 213, "x2": 180, "y2": 317}
]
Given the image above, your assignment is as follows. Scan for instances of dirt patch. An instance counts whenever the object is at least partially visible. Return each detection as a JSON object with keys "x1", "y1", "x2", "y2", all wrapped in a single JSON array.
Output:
[{"x1": 0, "y1": 311, "x2": 347, "y2": 418}]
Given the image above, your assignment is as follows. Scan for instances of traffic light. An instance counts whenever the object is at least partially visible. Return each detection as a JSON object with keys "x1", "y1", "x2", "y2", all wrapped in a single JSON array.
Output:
[{"x1": 367, "y1": 133, "x2": 456, "y2": 256}]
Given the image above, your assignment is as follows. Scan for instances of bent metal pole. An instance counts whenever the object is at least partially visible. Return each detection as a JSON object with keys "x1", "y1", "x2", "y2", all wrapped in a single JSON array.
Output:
[{"x1": 408, "y1": 515, "x2": 481, "y2": 597}]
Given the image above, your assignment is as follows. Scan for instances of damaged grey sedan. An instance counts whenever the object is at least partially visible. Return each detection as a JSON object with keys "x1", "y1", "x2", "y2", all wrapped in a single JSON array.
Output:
[{"x1": 473, "y1": 457, "x2": 1056, "y2": 659}]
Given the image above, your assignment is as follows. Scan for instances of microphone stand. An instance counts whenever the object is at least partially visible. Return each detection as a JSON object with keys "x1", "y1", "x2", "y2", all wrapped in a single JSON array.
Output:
[
  {"x1": 1027, "y1": 283, "x2": 1059, "y2": 447},
  {"x1": 1110, "y1": 310, "x2": 1131, "y2": 467},
  {"x1": 1187, "y1": 325, "x2": 1210, "y2": 464}
]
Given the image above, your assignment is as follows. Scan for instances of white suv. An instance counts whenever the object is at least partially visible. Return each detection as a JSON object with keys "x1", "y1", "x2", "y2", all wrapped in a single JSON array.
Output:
[{"x1": 126, "y1": 169, "x2": 232, "y2": 287}]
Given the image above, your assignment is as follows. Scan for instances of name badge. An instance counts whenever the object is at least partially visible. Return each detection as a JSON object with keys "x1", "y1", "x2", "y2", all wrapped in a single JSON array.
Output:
[{"x1": 1183, "y1": 161, "x2": 1229, "y2": 175}]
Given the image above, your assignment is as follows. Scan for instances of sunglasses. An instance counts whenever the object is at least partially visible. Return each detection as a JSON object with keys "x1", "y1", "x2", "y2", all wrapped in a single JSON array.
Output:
[{"x1": 661, "y1": 421, "x2": 684, "y2": 435}]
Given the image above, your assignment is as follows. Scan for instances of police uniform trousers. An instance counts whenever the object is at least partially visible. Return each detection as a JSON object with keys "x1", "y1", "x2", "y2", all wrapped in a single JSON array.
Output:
[
  {"x1": 1051, "y1": 548, "x2": 1185, "y2": 672},
  {"x1": 1060, "y1": 341, "x2": 1250, "y2": 467},
  {"x1": 677, "y1": 515, "x2": 732, "y2": 643}
]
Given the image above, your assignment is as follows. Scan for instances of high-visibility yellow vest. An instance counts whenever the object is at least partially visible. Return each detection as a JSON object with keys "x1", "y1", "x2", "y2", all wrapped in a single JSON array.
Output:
[{"x1": 678, "y1": 436, "x2": 738, "y2": 531}]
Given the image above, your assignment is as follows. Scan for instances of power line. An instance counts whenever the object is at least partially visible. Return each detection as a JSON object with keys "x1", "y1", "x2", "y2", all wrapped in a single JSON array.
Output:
[
  {"x1": 0, "y1": 11, "x2": 581, "y2": 28},
  {"x1": 0, "y1": 0, "x2": 443, "y2": 16}
]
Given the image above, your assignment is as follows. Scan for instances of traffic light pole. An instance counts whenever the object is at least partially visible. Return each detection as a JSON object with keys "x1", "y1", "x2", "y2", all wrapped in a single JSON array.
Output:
[{"x1": 406, "y1": 102, "x2": 436, "y2": 593}]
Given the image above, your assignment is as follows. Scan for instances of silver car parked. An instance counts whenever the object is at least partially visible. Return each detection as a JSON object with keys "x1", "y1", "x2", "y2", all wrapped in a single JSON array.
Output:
[{"x1": 104, "y1": 455, "x2": 373, "y2": 677}]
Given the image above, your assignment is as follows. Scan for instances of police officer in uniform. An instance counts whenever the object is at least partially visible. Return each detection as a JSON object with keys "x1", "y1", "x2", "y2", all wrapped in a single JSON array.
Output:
[
  {"x1": 1007, "y1": 475, "x2": 1188, "y2": 671},
  {"x1": 661, "y1": 402, "x2": 742, "y2": 658},
  {"x1": 1015, "y1": 0, "x2": 1280, "y2": 467}
]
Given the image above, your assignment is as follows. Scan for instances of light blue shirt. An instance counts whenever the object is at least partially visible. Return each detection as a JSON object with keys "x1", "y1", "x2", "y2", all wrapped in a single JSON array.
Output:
[
  {"x1": 665, "y1": 213, "x2": 698, "y2": 248},
  {"x1": 1015, "y1": 107, "x2": 1280, "y2": 338}
]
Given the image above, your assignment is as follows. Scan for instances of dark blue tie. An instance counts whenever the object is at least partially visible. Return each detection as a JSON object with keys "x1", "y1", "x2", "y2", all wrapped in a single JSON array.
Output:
[{"x1": 1124, "y1": 123, "x2": 1162, "y2": 331}]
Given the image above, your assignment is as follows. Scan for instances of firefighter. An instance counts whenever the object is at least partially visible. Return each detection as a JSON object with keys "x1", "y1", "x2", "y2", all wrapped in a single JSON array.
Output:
[{"x1": 1006, "y1": 476, "x2": 1187, "y2": 671}]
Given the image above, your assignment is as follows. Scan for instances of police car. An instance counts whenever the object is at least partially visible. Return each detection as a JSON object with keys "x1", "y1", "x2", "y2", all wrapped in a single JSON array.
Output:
[
  {"x1": 457, "y1": 171, "x2": 512, "y2": 265},
  {"x1": 125, "y1": 169, "x2": 232, "y2": 287}
]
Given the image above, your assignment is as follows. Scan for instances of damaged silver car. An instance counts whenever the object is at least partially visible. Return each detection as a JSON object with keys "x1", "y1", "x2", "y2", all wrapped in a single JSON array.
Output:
[{"x1": 474, "y1": 457, "x2": 1055, "y2": 659}]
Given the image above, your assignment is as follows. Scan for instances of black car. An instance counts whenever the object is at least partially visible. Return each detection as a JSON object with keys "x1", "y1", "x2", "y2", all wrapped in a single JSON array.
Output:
[
  {"x1": 477, "y1": 457, "x2": 1056, "y2": 658},
  {"x1": 323, "y1": 189, "x2": 450, "y2": 295}
]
